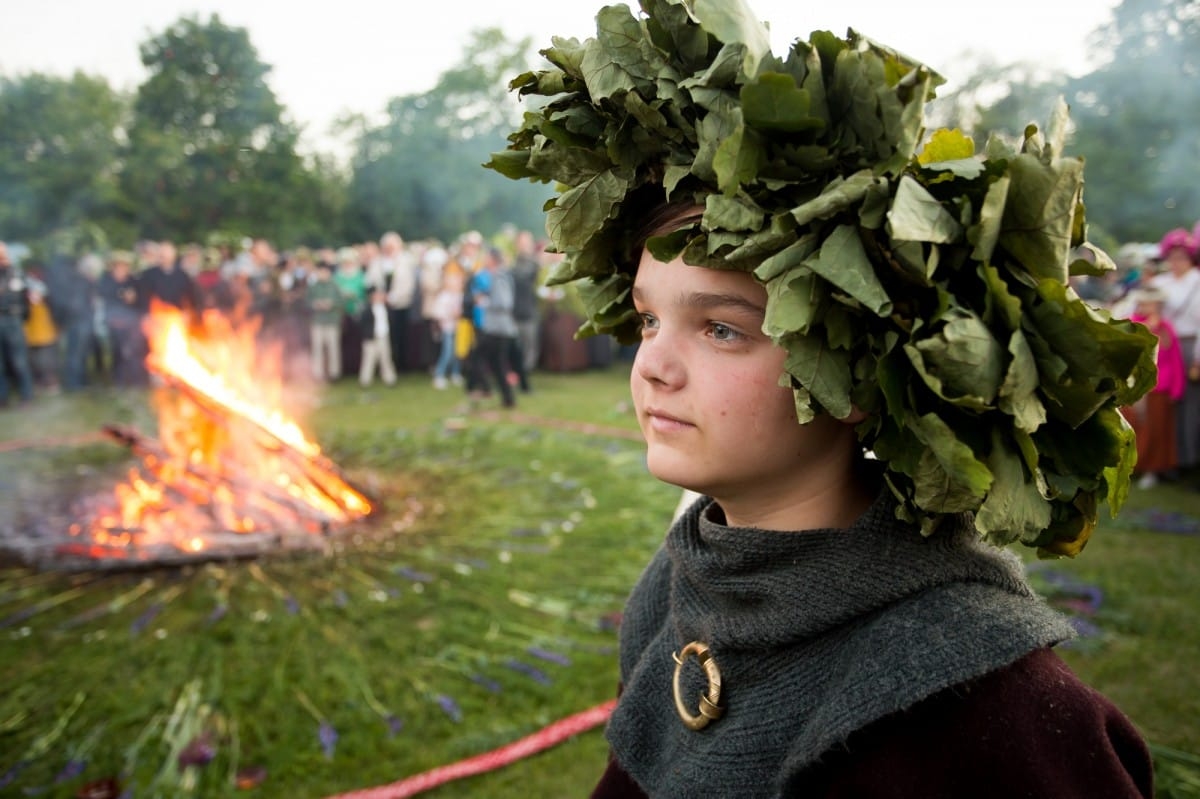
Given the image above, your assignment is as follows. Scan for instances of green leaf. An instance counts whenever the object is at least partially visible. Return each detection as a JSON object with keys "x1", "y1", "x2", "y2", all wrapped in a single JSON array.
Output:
[
  {"x1": 998, "y1": 328, "x2": 1046, "y2": 433},
  {"x1": 1101, "y1": 409, "x2": 1137, "y2": 517},
  {"x1": 741, "y1": 73, "x2": 825, "y2": 132},
  {"x1": 998, "y1": 153, "x2": 1084, "y2": 284},
  {"x1": 888, "y1": 175, "x2": 963, "y2": 243},
  {"x1": 976, "y1": 429, "x2": 1052, "y2": 546},
  {"x1": 805, "y1": 224, "x2": 893, "y2": 316},
  {"x1": 908, "y1": 412, "x2": 994, "y2": 512},
  {"x1": 690, "y1": 0, "x2": 773, "y2": 76},
  {"x1": 782, "y1": 333, "x2": 853, "y2": 419},
  {"x1": 580, "y1": 6, "x2": 647, "y2": 101},
  {"x1": 763, "y1": 272, "x2": 821, "y2": 337},
  {"x1": 713, "y1": 121, "x2": 764, "y2": 194},
  {"x1": 791, "y1": 170, "x2": 879, "y2": 227},
  {"x1": 971, "y1": 175, "x2": 1010, "y2": 265},
  {"x1": 546, "y1": 170, "x2": 628, "y2": 257},
  {"x1": 906, "y1": 309, "x2": 1004, "y2": 409}
]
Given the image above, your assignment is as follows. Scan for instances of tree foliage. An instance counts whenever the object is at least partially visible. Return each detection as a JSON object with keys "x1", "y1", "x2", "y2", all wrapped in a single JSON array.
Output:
[
  {"x1": 120, "y1": 14, "x2": 319, "y2": 243},
  {"x1": 1, "y1": 3, "x2": 1196, "y2": 251},
  {"x1": 342, "y1": 27, "x2": 553, "y2": 243},
  {"x1": 0, "y1": 72, "x2": 125, "y2": 242},
  {"x1": 1066, "y1": 0, "x2": 1200, "y2": 242},
  {"x1": 934, "y1": 0, "x2": 1199, "y2": 244}
]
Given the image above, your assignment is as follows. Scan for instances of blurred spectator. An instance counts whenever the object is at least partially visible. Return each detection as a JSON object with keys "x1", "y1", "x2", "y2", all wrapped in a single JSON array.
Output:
[
  {"x1": 0, "y1": 241, "x2": 35, "y2": 406},
  {"x1": 368, "y1": 231, "x2": 418, "y2": 373},
  {"x1": 511, "y1": 229, "x2": 542, "y2": 375},
  {"x1": 51, "y1": 253, "x2": 102, "y2": 391},
  {"x1": 306, "y1": 261, "x2": 342, "y2": 383},
  {"x1": 194, "y1": 247, "x2": 230, "y2": 312},
  {"x1": 1122, "y1": 287, "x2": 1187, "y2": 488},
  {"x1": 97, "y1": 250, "x2": 146, "y2": 387},
  {"x1": 22, "y1": 264, "x2": 58, "y2": 393},
  {"x1": 358, "y1": 285, "x2": 397, "y2": 387},
  {"x1": 138, "y1": 239, "x2": 197, "y2": 313},
  {"x1": 1147, "y1": 228, "x2": 1200, "y2": 475},
  {"x1": 334, "y1": 246, "x2": 367, "y2": 378},
  {"x1": 472, "y1": 247, "x2": 518, "y2": 408},
  {"x1": 430, "y1": 268, "x2": 465, "y2": 389}
]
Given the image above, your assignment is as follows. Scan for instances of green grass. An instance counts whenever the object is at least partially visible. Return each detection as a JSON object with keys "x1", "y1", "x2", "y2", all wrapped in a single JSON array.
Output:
[{"x1": 1, "y1": 364, "x2": 1198, "y2": 797}]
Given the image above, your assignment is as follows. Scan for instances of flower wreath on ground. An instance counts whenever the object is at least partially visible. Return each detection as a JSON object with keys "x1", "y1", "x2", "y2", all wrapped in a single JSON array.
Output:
[{"x1": 486, "y1": 0, "x2": 1158, "y2": 557}]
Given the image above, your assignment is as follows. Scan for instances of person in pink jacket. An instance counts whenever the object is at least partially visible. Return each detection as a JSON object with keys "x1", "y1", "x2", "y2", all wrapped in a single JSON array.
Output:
[{"x1": 1125, "y1": 286, "x2": 1188, "y2": 487}]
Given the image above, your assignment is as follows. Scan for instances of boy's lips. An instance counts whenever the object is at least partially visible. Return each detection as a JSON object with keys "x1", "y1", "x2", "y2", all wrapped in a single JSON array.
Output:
[{"x1": 644, "y1": 407, "x2": 694, "y2": 432}]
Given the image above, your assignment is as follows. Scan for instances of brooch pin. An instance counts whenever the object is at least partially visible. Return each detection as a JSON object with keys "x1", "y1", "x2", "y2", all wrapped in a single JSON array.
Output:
[{"x1": 672, "y1": 641, "x2": 724, "y2": 730}]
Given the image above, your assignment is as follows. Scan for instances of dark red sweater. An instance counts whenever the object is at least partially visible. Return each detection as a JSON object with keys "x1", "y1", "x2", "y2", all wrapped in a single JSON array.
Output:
[{"x1": 591, "y1": 647, "x2": 1153, "y2": 798}]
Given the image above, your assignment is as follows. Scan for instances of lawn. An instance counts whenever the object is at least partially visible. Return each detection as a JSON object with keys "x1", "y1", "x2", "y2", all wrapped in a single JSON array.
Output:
[{"x1": 1, "y1": 363, "x2": 1198, "y2": 798}]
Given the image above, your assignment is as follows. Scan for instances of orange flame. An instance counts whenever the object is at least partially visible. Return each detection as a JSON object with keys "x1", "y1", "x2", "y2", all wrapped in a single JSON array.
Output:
[{"x1": 78, "y1": 302, "x2": 373, "y2": 558}]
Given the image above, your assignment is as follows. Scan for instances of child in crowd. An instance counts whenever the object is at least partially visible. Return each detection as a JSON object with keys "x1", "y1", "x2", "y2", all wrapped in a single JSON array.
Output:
[
  {"x1": 22, "y1": 267, "x2": 59, "y2": 393},
  {"x1": 1123, "y1": 286, "x2": 1187, "y2": 488},
  {"x1": 430, "y1": 269, "x2": 465, "y2": 389},
  {"x1": 487, "y1": 1, "x2": 1156, "y2": 796},
  {"x1": 358, "y1": 285, "x2": 396, "y2": 387}
]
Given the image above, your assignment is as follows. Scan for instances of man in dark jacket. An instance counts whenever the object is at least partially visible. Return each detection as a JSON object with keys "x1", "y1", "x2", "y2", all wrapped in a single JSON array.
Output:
[{"x1": 0, "y1": 241, "x2": 35, "y2": 406}]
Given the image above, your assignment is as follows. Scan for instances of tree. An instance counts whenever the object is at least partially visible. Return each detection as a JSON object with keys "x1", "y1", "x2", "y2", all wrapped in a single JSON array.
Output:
[
  {"x1": 0, "y1": 72, "x2": 125, "y2": 242},
  {"x1": 120, "y1": 14, "x2": 319, "y2": 243},
  {"x1": 1066, "y1": 0, "x2": 1200, "y2": 241},
  {"x1": 342, "y1": 27, "x2": 553, "y2": 243}
]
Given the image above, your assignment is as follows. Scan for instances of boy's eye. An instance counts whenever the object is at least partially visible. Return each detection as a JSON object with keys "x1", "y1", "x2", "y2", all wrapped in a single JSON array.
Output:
[
  {"x1": 709, "y1": 322, "x2": 741, "y2": 341},
  {"x1": 638, "y1": 312, "x2": 658, "y2": 331}
]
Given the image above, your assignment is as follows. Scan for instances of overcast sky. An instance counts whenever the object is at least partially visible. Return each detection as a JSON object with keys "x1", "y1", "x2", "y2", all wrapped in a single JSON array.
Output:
[{"x1": 3, "y1": 0, "x2": 1119, "y2": 154}]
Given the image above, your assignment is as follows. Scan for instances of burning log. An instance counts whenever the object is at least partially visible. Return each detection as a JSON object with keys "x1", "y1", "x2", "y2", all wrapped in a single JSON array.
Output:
[
  {"x1": 56, "y1": 304, "x2": 379, "y2": 568},
  {"x1": 154, "y1": 374, "x2": 374, "y2": 519},
  {"x1": 100, "y1": 424, "x2": 345, "y2": 529}
]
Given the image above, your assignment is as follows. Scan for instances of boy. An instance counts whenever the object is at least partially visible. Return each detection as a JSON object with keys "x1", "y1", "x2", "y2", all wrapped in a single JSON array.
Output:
[{"x1": 487, "y1": 1, "x2": 1157, "y2": 796}]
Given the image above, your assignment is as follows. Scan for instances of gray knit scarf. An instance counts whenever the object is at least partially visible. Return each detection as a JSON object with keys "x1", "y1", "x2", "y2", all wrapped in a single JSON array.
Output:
[{"x1": 605, "y1": 492, "x2": 1075, "y2": 798}]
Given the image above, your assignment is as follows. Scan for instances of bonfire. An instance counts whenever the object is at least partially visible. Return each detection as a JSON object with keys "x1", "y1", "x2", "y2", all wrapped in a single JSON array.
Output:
[{"x1": 61, "y1": 303, "x2": 375, "y2": 566}]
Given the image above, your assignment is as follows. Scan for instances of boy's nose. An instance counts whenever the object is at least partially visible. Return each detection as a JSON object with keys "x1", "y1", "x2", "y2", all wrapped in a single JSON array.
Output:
[{"x1": 634, "y1": 334, "x2": 685, "y2": 388}]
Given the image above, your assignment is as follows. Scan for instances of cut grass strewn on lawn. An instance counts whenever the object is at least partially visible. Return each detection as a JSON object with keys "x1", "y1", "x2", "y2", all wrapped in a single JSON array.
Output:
[{"x1": 1, "y1": 364, "x2": 1198, "y2": 797}]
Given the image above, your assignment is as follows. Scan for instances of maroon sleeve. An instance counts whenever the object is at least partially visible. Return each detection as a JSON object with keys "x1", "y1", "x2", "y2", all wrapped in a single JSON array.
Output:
[
  {"x1": 590, "y1": 747, "x2": 650, "y2": 799},
  {"x1": 798, "y1": 648, "x2": 1154, "y2": 799}
]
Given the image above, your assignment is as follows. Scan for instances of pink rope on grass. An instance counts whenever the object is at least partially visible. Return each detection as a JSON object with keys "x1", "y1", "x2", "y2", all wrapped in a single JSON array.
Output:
[{"x1": 324, "y1": 699, "x2": 617, "y2": 799}]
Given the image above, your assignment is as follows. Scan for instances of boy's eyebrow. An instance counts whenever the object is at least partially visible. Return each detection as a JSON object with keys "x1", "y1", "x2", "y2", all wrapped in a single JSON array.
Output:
[{"x1": 632, "y1": 286, "x2": 765, "y2": 316}]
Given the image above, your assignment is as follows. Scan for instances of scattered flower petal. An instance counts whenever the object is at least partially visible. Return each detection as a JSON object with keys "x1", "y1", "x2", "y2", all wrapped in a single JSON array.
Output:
[
  {"x1": 469, "y1": 673, "x2": 502, "y2": 694},
  {"x1": 54, "y1": 759, "x2": 87, "y2": 783},
  {"x1": 527, "y1": 646, "x2": 571, "y2": 666},
  {"x1": 435, "y1": 694, "x2": 463, "y2": 723},
  {"x1": 385, "y1": 715, "x2": 404, "y2": 737},
  {"x1": 0, "y1": 761, "x2": 28, "y2": 790},
  {"x1": 394, "y1": 567, "x2": 433, "y2": 583},
  {"x1": 178, "y1": 735, "x2": 216, "y2": 767},
  {"x1": 318, "y1": 722, "x2": 338, "y2": 760},
  {"x1": 129, "y1": 603, "x2": 163, "y2": 636},
  {"x1": 504, "y1": 659, "x2": 552, "y2": 685}
]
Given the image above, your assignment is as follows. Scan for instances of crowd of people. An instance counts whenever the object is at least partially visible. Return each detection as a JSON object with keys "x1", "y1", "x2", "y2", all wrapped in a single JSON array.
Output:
[
  {"x1": 0, "y1": 228, "x2": 555, "y2": 411},
  {"x1": 2, "y1": 222, "x2": 1199, "y2": 479},
  {"x1": 1072, "y1": 225, "x2": 1200, "y2": 489}
]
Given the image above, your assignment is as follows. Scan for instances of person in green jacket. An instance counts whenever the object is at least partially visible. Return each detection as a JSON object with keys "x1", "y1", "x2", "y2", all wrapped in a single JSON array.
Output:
[{"x1": 305, "y1": 260, "x2": 343, "y2": 382}]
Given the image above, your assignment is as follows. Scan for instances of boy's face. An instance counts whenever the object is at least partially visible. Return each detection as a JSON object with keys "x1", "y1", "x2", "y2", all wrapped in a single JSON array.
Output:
[{"x1": 630, "y1": 251, "x2": 860, "y2": 523}]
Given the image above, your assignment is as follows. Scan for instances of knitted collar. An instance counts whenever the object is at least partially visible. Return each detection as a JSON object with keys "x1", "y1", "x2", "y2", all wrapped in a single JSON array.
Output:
[
  {"x1": 668, "y1": 493, "x2": 1036, "y2": 649},
  {"x1": 608, "y1": 493, "x2": 1075, "y2": 797}
]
